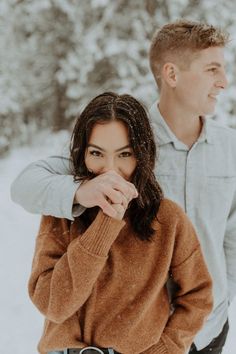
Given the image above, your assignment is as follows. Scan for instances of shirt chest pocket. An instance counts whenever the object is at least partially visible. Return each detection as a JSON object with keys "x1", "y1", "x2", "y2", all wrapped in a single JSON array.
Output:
[
  {"x1": 203, "y1": 175, "x2": 236, "y2": 219},
  {"x1": 206, "y1": 175, "x2": 236, "y2": 186}
]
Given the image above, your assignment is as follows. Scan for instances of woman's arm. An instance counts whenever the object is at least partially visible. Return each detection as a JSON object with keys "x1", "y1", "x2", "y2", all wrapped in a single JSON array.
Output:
[
  {"x1": 142, "y1": 207, "x2": 213, "y2": 354},
  {"x1": 28, "y1": 210, "x2": 125, "y2": 324}
]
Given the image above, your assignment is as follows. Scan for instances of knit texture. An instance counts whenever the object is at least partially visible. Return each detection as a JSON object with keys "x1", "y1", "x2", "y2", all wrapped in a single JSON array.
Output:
[{"x1": 28, "y1": 199, "x2": 213, "y2": 354}]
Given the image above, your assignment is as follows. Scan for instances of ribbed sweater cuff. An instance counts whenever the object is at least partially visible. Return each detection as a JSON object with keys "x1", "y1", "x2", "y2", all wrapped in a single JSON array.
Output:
[
  {"x1": 142, "y1": 339, "x2": 167, "y2": 354},
  {"x1": 79, "y1": 210, "x2": 125, "y2": 256}
]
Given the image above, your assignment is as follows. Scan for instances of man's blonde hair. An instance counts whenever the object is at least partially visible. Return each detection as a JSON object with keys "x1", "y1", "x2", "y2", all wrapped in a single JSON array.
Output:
[{"x1": 149, "y1": 20, "x2": 229, "y2": 88}]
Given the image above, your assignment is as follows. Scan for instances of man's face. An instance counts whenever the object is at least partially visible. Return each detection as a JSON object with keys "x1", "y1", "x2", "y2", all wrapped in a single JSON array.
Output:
[{"x1": 175, "y1": 46, "x2": 228, "y2": 116}]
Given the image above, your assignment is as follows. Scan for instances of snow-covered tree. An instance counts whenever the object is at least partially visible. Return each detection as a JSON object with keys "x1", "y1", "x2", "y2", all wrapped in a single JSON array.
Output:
[{"x1": 1, "y1": 0, "x2": 236, "y2": 154}]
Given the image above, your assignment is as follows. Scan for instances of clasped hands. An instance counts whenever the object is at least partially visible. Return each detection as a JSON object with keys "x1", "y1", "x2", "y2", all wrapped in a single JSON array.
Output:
[{"x1": 74, "y1": 171, "x2": 138, "y2": 220}]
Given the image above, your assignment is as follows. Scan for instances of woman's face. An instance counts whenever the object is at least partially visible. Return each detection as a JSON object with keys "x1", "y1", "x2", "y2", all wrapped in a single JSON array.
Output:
[{"x1": 85, "y1": 120, "x2": 137, "y2": 180}]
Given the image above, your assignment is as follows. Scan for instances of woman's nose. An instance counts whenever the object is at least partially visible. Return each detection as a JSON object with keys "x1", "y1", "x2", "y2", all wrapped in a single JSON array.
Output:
[{"x1": 102, "y1": 158, "x2": 118, "y2": 173}]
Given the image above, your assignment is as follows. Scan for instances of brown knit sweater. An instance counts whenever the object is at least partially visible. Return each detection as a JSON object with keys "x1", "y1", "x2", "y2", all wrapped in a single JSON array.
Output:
[{"x1": 28, "y1": 199, "x2": 213, "y2": 354}]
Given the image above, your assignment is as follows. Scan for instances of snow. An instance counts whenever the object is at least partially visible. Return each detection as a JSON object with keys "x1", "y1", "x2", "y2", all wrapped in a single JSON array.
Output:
[{"x1": 1, "y1": 131, "x2": 236, "y2": 353}]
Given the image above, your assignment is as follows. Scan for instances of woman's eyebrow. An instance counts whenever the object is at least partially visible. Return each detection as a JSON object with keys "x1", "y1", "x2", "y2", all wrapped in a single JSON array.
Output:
[
  {"x1": 87, "y1": 144, "x2": 105, "y2": 152},
  {"x1": 88, "y1": 144, "x2": 131, "y2": 152},
  {"x1": 115, "y1": 145, "x2": 131, "y2": 152}
]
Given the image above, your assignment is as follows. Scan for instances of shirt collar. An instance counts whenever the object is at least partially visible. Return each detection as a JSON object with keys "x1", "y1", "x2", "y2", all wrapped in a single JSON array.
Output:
[
  {"x1": 199, "y1": 116, "x2": 214, "y2": 144},
  {"x1": 149, "y1": 101, "x2": 214, "y2": 148}
]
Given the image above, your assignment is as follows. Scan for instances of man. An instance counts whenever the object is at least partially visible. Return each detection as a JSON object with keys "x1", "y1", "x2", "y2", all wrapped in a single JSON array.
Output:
[{"x1": 11, "y1": 20, "x2": 236, "y2": 353}]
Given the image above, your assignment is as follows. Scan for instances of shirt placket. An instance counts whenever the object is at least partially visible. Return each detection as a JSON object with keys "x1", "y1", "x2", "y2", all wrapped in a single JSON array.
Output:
[{"x1": 184, "y1": 143, "x2": 199, "y2": 217}]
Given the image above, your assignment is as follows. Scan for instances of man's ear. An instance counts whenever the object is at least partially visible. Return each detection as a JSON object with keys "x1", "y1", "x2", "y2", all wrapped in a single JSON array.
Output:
[{"x1": 162, "y1": 62, "x2": 179, "y2": 88}]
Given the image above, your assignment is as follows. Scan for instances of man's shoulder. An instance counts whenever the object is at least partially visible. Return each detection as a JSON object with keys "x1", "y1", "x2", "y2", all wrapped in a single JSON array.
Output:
[
  {"x1": 208, "y1": 118, "x2": 236, "y2": 140},
  {"x1": 207, "y1": 118, "x2": 236, "y2": 154}
]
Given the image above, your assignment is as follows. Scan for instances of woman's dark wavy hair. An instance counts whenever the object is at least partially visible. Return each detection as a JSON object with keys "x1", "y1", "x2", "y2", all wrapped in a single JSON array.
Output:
[{"x1": 70, "y1": 92, "x2": 163, "y2": 241}]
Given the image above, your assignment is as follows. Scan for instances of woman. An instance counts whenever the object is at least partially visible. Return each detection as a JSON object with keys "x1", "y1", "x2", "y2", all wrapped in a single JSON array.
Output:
[{"x1": 28, "y1": 92, "x2": 213, "y2": 354}]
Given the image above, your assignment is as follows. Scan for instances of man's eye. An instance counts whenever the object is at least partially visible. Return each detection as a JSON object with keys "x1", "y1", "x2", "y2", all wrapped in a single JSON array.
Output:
[
  {"x1": 89, "y1": 150, "x2": 101, "y2": 157},
  {"x1": 208, "y1": 68, "x2": 217, "y2": 73},
  {"x1": 119, "y1": 151, "x2": 132, "y2": 158}
]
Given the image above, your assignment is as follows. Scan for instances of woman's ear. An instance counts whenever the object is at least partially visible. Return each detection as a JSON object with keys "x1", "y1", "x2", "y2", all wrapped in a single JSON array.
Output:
[{"x1": 161, "y1": 62, "x2": 179, "y2": 88}]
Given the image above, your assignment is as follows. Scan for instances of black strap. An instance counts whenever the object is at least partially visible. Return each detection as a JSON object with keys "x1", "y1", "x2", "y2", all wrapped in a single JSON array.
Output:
[{"x1": 67, "y1": 348, "x2": 119, "y2": 354}]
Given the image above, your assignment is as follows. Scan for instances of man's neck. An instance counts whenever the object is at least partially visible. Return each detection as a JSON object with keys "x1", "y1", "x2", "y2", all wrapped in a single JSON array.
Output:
[{"x1": 158, "y1": 98, "x2": 203, "y2": 148}]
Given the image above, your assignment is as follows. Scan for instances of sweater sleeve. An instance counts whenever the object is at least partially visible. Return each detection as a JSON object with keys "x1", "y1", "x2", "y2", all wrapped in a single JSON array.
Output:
[
  {"x1": 141, "y1": 207, "x2": 213, "y2": 354},
  {"x1": 28, "y1": 210, "x2": 125, "y2": 324}
]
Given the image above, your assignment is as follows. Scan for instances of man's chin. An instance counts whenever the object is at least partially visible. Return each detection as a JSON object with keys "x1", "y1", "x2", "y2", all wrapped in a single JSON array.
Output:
[{"x1": 202, "y1": 105, "x2": 216, "y2": 116}]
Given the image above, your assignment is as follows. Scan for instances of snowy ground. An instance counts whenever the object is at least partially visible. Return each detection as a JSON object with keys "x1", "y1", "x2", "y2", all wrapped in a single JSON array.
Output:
[{"x1": 1, "y1": 131, "x2": 236, "y2": 354}]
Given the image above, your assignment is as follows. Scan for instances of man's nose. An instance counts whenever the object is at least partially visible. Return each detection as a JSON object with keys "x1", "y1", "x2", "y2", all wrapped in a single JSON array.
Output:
[{"x1": 216, "y1": 71, "x2": 228, "y2": 89}]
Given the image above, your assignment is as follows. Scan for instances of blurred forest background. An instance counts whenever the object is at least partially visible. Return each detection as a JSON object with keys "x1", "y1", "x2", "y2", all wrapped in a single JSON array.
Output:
[{"x1": 1, "y1": 0, "x2": 236, "y2": 155}]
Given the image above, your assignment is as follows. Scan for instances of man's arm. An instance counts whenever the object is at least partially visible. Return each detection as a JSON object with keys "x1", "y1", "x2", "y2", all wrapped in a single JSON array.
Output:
[
  {"x1": 11, "y1": 156, "x2": 138, "y2": 220},
  {"x1": 224, "y1": 186, "x2": 236, "y2": 303},
  {"x1": 11, "y1": 156, "x2": 77, "y2": 220}
]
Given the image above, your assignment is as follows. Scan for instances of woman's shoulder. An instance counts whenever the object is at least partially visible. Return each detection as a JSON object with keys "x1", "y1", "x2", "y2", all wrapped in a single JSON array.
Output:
[
  {"x1": 151, "y1": 198, "x2": 189, "y2": 230},
  {"x1": 38, "y1": 215, "x2": 71, "y2": 236},
  {"x1": 152, "y1": 199, "x2": 199, "y2": 256},
  {"x1": 159, "y1": 198, "x2": 186, "y2": 219}
]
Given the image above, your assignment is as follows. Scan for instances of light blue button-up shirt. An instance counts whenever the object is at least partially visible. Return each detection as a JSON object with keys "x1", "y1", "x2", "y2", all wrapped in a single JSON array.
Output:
[
  {"x1": 11, "y1": 103, "x2": 236, "y2": 350},
  {"x1": 149, "y1": 103, "x2": 236, "y2": 349}
]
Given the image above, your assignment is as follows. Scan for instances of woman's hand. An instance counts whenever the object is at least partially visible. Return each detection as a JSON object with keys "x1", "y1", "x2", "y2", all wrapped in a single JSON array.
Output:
[
  {"x1": 109, "y1": 191, "x2": 130, "y2": 220},
  {"x1": 74, "y1": 170, "x2": 138, "y2": 218},
  {"x1": 111, "y1": 203, "x2": 126, "y2": 220}
]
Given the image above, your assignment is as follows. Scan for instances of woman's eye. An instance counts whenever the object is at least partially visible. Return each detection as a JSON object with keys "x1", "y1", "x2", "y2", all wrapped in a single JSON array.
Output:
[
  {"x1": 89, "y1": 150, "x2": 102, "y2": 157},
  {"x1": 119, "y1": 151, "x2": 132, "y2": 158}
]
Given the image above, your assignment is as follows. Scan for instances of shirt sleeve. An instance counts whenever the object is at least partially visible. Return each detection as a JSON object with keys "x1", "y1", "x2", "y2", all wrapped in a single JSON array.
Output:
[
  {"x1": 10, "y1": 155, "x2": 79, "y2": 220},
  {"x1": 28, "y1": 211, "x2": 125, "y2": 324},
  {"x1": 224, "y1": 183, "x2": 236, "y2": 303}
]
